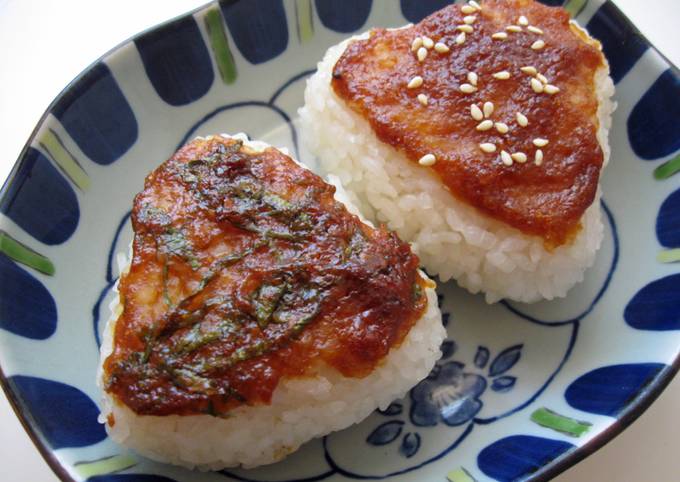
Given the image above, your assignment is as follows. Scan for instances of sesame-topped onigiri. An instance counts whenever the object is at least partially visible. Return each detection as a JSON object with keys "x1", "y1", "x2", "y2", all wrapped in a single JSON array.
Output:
[{"x1": 300, "y1": 0, "x2": 615, "y2": 303}]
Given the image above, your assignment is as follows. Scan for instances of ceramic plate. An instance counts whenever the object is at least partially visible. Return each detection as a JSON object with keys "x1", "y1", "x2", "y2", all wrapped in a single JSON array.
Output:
[{"x1": 0, "y1": 1, "x2": 678, "y2": 481}]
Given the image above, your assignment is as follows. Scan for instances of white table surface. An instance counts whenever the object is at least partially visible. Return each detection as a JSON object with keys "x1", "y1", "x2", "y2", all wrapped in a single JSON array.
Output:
[{"x1": 0, "y1": 0, "x2": 678, "y2": 480}]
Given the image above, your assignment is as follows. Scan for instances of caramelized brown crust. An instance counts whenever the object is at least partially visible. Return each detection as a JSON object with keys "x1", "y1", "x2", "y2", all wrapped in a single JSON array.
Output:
[
  {"x1": 331, "y1": 0, "x2": 607, "y2": 245},
  {"x1": 103, "y1": 136, "x2": 428, "y2": 416}
]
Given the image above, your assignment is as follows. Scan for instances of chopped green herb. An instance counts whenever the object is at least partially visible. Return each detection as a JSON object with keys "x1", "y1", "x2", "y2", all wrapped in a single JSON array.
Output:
[
  {"x1": 138, "y1": 204, "x2": 172, "y2": 227},
  {"x1": 187, "y1": 338, "x2": 273, "y2": 374},
  {"x1": 156, "y1": 305, "x2": 208, "y2": 346},
  {"x1": 170, "y1": 367, "x2": 215, "y2": 394},
  {"x1": 291, "y1": 306, "x2": 323, "y2": 336},
  {"x1": 252, "y1": 282, "x2": 288, "y2": 328},
  {"x1": 264, "y1": 229, "x2": 300, "y2": 241},
  {"x1": 291, "y1": 212, "x2": 313, "y2": 231},
  {"x1": 263, "y1": 192, "x2": 293, "y2": 212},
  {"x1": 230, "y1": 339, "x2": 270, "y2": 363},
  {"x1": 203, "y1": 140, "x2": 243, "y2": 165},
  {"x1": 172, "y1": 318, "x2": 237, "y2": 355},
  {"x1": 141, "y1": 327, "x2": 158, "y2": 364},
  {"x1": 162, "y1": 262, "x2": 171, "y2": 307},
  {"x1": 188, "y1": 159, "x2": 207, "y2": 169},
  {"x1": 272, "y1": 286, "x2": 323, "y2": 329},
  {"x1": 159, "y1": 227, "x2": 200, "y2": 269}
]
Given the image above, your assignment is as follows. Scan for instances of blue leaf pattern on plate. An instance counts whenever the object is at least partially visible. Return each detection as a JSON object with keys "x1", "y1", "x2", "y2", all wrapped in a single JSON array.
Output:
[
  {"x1": 220, "y1": 0, "x2": 288, "y2": 64},
  {"x1": 366, "y1": 421, "x2": 404, "y2": 446},
  {"x1": 440, "y1": 340, "x2": 457, "y2": 359},
  {"x1": 624, "y1": 275, "x2": 680, "y2": 331},
  {"x1": 0, "y1": 147, "x2": 79, "y2": 245},
  {"x1": 491, "y1": 376, "x2": 517, "y2": 393},
  {"x1": 441, "y1": 312, "x2": 450, "y2": 327},
  {"x1": 656, "y1": 188, "x2": 680, "y2": 247},
  {"x1": 478, "y1": 435, "x2": 574, "y2": 482},
  {"x1": 378, "y1": 402, "x2": 403, "y2": 416},
  {"x1": 51, "y1": 62, "x2": 137, "y2": 165},
  {"x1": 627, "y1": 70, "x2": 680, "y2": 159},
  {"x1": 565, "y1": 363, "x2": 666, "y2": 416},
  {"x1": 315, "y1": 0, "x2": 372, "y2": 33},
  {"x1": 399, "y1": 432, "x2": 421, "y2": 458},
  {"x1": 0, "y1": 254, "x2": 56, "y2": 339},
  {"x1": 136, "y1": 16, "x2": 214, "y2": 106},
  {"x1": 8, "y1": 376, "x2": 106, "y2": 449},
  {"x1": 488, "y1": 345, "x2": 523, "y2": 377},
  {"x1": 410, "y1": 361, "x2": 486, "y2": 427},
  {"x1": 474, "y1": 346, "x2": 490, "y2": 369},
  {"x1": 586, "y1": 1, "x2": 647, "y2": 84}
]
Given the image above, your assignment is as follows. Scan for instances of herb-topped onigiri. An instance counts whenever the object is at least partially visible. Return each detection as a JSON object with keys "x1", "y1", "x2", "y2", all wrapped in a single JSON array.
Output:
[{"x1": 97, "y1": 134, "x2": 445, "y2": 469}]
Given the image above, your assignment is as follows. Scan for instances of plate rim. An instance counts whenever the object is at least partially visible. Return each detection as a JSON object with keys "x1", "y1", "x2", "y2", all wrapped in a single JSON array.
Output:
[{"x1": 0, "y1": 1, "x2": 678, "y2": 481}]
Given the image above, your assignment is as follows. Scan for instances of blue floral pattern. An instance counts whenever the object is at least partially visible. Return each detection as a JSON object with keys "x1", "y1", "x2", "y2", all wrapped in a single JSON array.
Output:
[
  {"x1": 411, "y1": 361, "x2": 486, "y2": 427},
  {"x1": 366, "y1": 342, "x2": 522, "y2": 458}
]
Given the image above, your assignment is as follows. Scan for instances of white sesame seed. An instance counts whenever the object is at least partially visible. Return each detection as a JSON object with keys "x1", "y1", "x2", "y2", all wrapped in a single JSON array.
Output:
[
  {"x1": 511, "y1": 152, "x2": 528, "y2": 163},
  {"x1": 483, "y1": 101, "x2": 494, "y2": 118},
  {"x1": 531, "y1": 78, "x2": 544, "y2": 93},
  {"x1": 460, "y1": 83, "x2": 477, "y2": 93},
  {"x1": 531, "y1": 39, "x2": 546, "y2": 50},
  {"x1": 455, "y1": 32, "x2": 466, "y2": 45},
  {"x1": 501, "y1": 150, "x2": 513, "y2": 166},
  {"x1": 533, "y1": 138, "x2": 549, "y2": 147},
  {"x1": 411, "y1": 37, "x2": 423, "y2": 52},
  {"x1": 506, "y1": 25, "x2": 522, "y2": 33},
  {"x1": 422, "y1": 36, "x2": 434, "y2": 49},
  {"x1": 537, "y1": 73, "x2": 548, "y2": 84},
  {"x1": 407, "y1": 76, "x2": 423, "y2": 89},
  {"x1": 535, "y1": 149, "x2": 544, "y2": 165},
  {"x1": 467, "y1": 72, "x2": 478, "y2": 86},
  {"x1": 418, "y1": 153, "x2": 436, "y2": 166},
  {"x1": 479, "y1": 143, "x2": 497, "y2": 153},
  {"x1": 544, "y1": 84, "x2": 560, "y2": 94},
  {"x1": 527, "y1": 25, "x2": 544, "y2": 34},
  {"x1": 417, "y1": 46, "x2": 428, "y2": 62},
  {"x1": 468, "y1": 1, "x2": 482, "y2": 11},
  {"x1": 457, "y1": 25, "x2": 474, "y2": 33},
  {"x1": 470, "y1": 104, "x2": 484, "y2": 121},
  {"x1": 476, "y1": 120, "x2": 494, "y2": 131},
  {"x1": 461, "y1": 5, "x2": 476, "y2": 14},
  {"x1": 434, "y1": 42, "x2": 450, "y2": 53},
  {"x1": 518, "y1": 15, "x2": 529, "y2": 26},
  {"x1": 516, "y1": 112, "x2": 528, "y2": 127},
  {"x1": 521, "y1": 66, "x2": 538, "y2": 76},
  {"x1": 492, "y1": 32, "x2": 508, "y2": 40},
  {"x1": 464, "y1": 15, "x2": 477, "y2": 24},
  {"x1": 493, "y1": 71, "x2": 511, "y2": 80},
  {"x1": 417, "y1": 93, "x2": 429, "y2": 106},
  {"x1": 495, "y1": 122, "x2": 509, "y2": 134}
]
